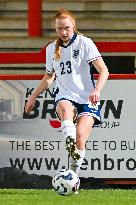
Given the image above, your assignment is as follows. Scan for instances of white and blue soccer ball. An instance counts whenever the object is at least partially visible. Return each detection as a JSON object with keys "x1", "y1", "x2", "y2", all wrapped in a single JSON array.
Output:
[{"x1": 52, "y1": 169, "x2": 80, "y2": 196}]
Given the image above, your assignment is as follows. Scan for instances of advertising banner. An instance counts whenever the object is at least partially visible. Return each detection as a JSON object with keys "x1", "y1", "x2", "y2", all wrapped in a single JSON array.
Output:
[{"x1": 0, "y1": 77, "x2": 136, "y2": 178}]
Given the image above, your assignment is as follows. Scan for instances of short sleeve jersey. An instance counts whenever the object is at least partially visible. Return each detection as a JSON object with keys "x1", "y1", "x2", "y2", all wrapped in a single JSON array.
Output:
[{"x1": 46, "y1": 33, "x2": 102, "y2": 104}]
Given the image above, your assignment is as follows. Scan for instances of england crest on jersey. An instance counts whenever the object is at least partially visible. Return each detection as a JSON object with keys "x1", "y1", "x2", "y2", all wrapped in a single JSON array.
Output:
[{"x1": 73, "y1": 50, "x2": 79, "y2": 58}]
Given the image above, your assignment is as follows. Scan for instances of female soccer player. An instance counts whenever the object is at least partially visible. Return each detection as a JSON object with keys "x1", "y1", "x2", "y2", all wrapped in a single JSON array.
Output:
[{"x1": 25, "y1": 9, "x2": 109, "y2": 175}]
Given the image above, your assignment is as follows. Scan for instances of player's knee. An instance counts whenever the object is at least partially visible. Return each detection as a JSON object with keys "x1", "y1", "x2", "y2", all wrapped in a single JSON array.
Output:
[
  {"x1": 59, "y1": 106, "x2": 69, "y2": 116},
  {"x1": 57, "y1": 102, "x2": 73, "y2": 115}
]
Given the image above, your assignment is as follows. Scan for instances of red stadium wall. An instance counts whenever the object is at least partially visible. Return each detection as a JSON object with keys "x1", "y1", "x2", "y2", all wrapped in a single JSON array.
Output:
[{"x1": 0, "y1": 42, "x2": 136, "y2": 64}]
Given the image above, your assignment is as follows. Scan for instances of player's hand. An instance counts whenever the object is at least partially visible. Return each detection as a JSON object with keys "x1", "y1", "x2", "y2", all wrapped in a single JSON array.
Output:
[
  {"x1": 89, "y1": 89, "x2": 100, "y2": 105},
  {"x1": 25, "y1": 95, "x2": 36, "y2": 113}
]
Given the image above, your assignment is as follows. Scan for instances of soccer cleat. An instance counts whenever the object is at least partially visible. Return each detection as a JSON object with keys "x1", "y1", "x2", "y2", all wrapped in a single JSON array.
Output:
[{"x1": 66, "y1": 136, "x2": 80, "y2": 160}]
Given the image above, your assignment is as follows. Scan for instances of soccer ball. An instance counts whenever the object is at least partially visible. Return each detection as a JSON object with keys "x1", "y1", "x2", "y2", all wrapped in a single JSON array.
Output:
[{"x1": 52, "y1": 169, "x2": 80, "y2": 196}]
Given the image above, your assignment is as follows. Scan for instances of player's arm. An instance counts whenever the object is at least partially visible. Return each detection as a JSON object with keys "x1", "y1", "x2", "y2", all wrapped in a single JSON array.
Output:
[
  {"x1": 25, "y1": 72, "x2": 55, "y2": 113},
  {"x1": 89, "y1": 58, "x2": 109, "y2": 104}
]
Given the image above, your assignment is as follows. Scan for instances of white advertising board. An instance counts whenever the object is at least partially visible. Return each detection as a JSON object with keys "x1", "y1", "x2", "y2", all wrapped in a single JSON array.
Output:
[{"x1": 0, "y1": 78, "x2": 136, "y2": 178}]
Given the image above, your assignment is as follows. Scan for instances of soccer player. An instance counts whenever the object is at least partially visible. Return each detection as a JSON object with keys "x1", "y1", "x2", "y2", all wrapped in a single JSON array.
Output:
[{"x1": 25, "y1": 9, "x2": 109, "y2": 175}]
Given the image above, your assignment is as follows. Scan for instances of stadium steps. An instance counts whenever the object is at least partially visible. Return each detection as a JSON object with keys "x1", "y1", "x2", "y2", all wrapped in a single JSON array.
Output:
[
  {"x1": 0, "y1": 0, "x2": 136, "y2": 42},
  {"x1": 0, "y1": 0, "x2": 136, "y2": 74},
  {"x1": 42, "y1": 0, "x2": 136, "y2": 41}
]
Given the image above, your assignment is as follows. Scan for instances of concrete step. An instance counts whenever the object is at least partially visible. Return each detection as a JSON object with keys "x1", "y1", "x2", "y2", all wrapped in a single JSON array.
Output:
[
  {"x1": 43, "y1": 11, "x2": 136, "y2": 19},
  {"x1": 0, "y1": 18, "x2": 27, "y2": 29},
  {"x1": 0, "y1": 67, "x2": 45, "y2": 75},
  {"x1": 1, "y1": 10, "x2": 136, "y2": 20},
  {"x1": 43, "y1": 1, "x2": 136, "y2": 12},
  {"x1": 1, "y1": 0, "x2": 136, "y2": 12},
  {"x1": 0, "y1": 36, "x2": 53, "y2": 49},
  {"x1": 0, "y1": 32, "x2": 136, "y2": 51},
  {"x1": 0, "y1": 0, "x2": 27, "y2": 11},
  {"x1": 43, "y1": 15, "x2": 136, "y2": 31},
  {"x1": 43, "y1": 30, "x2": 136, "y2": 42},
  {"x1": 43, "y1": 0, "x2": 135, "y2": 2},
  {"x1": 0, "y1": 11, "x2": 27, "y2": 18},
  {"x1": 0, "y1": 30, "x2": 27, "y2": 37},
  {"x1": 1, "y1": 13, "x2": 135, "y2": 31}
]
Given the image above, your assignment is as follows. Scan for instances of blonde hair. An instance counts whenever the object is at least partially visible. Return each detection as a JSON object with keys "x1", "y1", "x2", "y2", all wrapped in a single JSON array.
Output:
[{"x1": 54, "y1": 9, "x2": 81, "y2": 61}]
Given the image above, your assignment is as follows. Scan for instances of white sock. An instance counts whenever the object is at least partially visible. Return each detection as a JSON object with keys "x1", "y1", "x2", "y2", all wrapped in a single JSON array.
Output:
[
  {"x1": 70, "y1": 149, "x2": 85, "y2": 175},
  {"x1": 61, "y1": 120, "x2": 76, "y2": 140}
]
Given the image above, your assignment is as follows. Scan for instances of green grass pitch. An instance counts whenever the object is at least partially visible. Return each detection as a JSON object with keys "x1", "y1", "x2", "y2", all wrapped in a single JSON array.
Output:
[{"x1": 0, "y1": 189, "x2": 136, "y2": 205}]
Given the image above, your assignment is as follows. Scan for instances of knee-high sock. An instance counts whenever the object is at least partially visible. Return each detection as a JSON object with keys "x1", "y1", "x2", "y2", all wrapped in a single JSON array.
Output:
[
  {"x1": 70, "y1": 149, "x2": 85, "y2": 174},
  {"x1": 61, "y1": 120, "x2": 76, "y2": 140}
]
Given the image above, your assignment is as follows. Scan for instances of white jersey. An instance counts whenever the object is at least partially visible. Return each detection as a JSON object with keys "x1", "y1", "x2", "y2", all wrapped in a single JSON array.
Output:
[{"x1": 45, "y1": 33, "x2": 102, "y2": 104}]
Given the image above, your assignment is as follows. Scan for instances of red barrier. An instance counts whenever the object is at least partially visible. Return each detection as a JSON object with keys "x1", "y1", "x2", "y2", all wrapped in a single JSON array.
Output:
[
  {"x1": 0, "y1": 42, "x2": 136, "y2": 64},
  {"x1": 0, "y1": 47, "x2": 46, "y2": 64},
  {"x1": 0, "y1": 74, "x2": 136, "y2": 80},
  {"x1": 96, "y1": 42, "x2": 136, "y2": 53},
  {"x1": 28, "y1": 0, "x2": 42, "y2": 36}
]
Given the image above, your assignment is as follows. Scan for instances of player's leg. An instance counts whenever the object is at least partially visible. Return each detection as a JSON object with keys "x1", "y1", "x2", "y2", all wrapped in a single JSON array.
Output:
[
  {"x1": 69, "y1": 100, "x2": 101, "y2": 174},
  {"x1": 70, "y1": 115, "x2": 95, "y2": 174},
  {"x1": 56, "y1": 100, "x2": 80, "y2": 159}
]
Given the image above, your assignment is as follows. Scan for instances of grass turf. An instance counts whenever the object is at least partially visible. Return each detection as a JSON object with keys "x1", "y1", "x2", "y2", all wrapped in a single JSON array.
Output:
[{"x1": 0, "y1": 189, "x2": 136, "y2": 205}]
